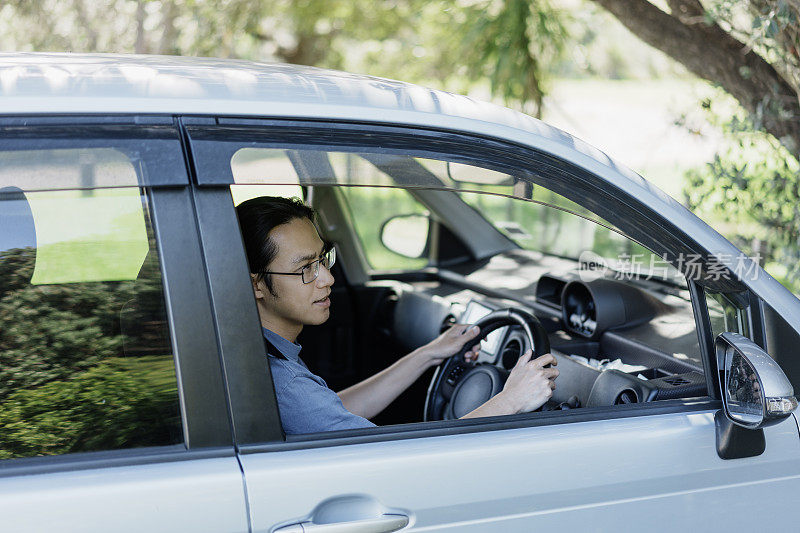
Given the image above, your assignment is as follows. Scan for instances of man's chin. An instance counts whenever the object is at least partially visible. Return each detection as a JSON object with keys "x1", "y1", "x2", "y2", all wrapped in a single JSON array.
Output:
[{"x1": 308, "y1": 308, "x2": 331, "y2": 325}]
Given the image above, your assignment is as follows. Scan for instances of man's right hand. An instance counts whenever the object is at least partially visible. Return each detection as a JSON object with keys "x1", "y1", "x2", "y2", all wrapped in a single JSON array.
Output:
[{"x1": 497, "y1": 350, "x2": 558, "y2": 414}]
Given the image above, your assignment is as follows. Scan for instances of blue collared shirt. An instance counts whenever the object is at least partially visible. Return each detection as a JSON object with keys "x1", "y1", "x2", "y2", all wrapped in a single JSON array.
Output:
[{"x1": 263, "y1": 327, "x2": 375, "y2": 435}]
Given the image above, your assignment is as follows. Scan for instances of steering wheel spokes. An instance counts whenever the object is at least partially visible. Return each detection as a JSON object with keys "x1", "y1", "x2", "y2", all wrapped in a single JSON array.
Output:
[{"x1": 425, "y1": 308, "x2": 550, "y2": 421}]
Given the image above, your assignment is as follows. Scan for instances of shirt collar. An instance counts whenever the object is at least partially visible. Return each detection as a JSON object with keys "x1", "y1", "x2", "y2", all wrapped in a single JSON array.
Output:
[{"x1": 262, "y1": 327, "x2": 302, "y2": 363}]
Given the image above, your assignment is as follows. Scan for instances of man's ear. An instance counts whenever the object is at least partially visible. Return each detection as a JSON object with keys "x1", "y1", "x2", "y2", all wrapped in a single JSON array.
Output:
[{"x1": 251, "y1": 273, "x2": 266, "y2": 299}]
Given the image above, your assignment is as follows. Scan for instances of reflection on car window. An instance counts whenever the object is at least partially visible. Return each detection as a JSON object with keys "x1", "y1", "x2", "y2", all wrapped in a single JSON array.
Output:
[{"x1": 0, "y1": 172, "x2": 181, "y2": 459}]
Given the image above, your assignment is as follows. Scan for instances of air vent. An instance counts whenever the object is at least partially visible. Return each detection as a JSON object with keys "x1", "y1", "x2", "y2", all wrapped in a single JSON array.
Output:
[
  {"x1": 501, "y1": 339, "x2": 523, "y2": 369},
  {"x1": 663, "y1": 376, "x2": 691, "y2": 386}
]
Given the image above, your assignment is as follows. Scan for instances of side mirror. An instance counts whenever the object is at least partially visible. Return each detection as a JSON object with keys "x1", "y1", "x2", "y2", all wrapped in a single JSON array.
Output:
[
  {"x1": 715, "y1": 332, "x2": 798, "y2": 429},
  {"x1": 379, "y1": 214, "x2": 429, "y2": 259}
]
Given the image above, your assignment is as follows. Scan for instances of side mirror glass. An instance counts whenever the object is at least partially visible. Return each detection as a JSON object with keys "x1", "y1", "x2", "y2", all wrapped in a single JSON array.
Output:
[
  {"x1": 716, "y1": 332, "x2": 798, "y2": 429},
  {"x1": 379, "y1": 214, "x2": 429, "y2": 259}
]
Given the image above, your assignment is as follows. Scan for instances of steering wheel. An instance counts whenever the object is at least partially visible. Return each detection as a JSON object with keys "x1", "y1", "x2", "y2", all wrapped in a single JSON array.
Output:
[{"x1": 424, "y1": 308, "x2": 551, "y2": 421}]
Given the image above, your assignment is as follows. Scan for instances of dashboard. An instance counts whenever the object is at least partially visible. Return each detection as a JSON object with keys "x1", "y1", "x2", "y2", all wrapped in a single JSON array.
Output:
[{"x1": 383, "y1": 251, "x2": 709, "y2": 412}]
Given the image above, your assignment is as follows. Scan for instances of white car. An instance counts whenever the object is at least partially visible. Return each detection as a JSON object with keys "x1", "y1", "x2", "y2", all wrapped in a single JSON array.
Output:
[{"x1": 0, "y1": 53, "x2": 798, "y2": 532}]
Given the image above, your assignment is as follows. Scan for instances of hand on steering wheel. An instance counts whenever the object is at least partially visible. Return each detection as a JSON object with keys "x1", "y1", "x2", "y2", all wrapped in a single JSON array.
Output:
[
  {"x1": 500, "y1": 350, "x2": 558, "y2": 414},
  {"x1": 416, "y1": 323, "x2": 482, "y2": 367},
  {"x1": 424, "y1": 308, "x2": 552, "y2": 421}
]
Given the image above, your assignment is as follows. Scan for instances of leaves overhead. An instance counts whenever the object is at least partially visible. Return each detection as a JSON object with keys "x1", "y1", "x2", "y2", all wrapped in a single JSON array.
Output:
[
  {"x1": 460, "y1": 0, "x2": 569, "y2": 116},
  {"x1": 0, "y1": 0, "x2": 570, "y2": 112}
]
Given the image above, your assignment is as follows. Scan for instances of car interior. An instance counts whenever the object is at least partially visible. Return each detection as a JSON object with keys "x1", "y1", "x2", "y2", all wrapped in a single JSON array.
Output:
[{"x1": 229, "y1": 148, "x2": 710, "y2": 429}]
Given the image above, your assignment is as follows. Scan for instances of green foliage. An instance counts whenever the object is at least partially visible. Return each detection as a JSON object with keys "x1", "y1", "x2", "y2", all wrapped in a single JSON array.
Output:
[
  {"x1": 0, "y1": 0, "x2": 571, "y2": 116},
  {"x1": 0, "y1": 245, "x2": 180, "y2": 458},
  {"x1": 0, "y1": 357, "x2": 180, "y2": 459},
  {"x1": 459, "y1": 186, "x2": 634, "y2": 260},
  {"x1": 704, "y1": 0, "x2": 800, "y2": 92},
  {"x1": 0, "y1": 248, "x2": 135, "y2": 398},
  {"x1": 461, "y1": 0, "x2": 569, "y2": 116},
  {"x1": 683, "y1": 103, "x2": 800, "y2": 292},
  {"x1": 0, "y1": 247, "x2": 36, "y2": 299},
  {"x1": 340, "y1": 187, "x2": 428, "y2": 271},
  {"x1": 0, "y1": 248, "x2": 181, "y2": 459}
]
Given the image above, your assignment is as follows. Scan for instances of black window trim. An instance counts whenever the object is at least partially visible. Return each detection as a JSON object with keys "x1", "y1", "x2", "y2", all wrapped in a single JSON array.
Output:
[
  {"x1": 149, "y1": 187, "x2": 235, "y2": 448},
  {"x1": 0, "y1": 115, "x2": 188, "y2": 190}
]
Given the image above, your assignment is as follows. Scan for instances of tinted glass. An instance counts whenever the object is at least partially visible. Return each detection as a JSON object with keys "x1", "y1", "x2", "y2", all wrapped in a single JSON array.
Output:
[{"x1": 0, "y1": 168, "x2": 181, "y2": 459}]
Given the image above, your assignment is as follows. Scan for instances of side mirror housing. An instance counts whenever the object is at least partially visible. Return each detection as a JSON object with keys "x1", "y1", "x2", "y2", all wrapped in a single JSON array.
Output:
[{"x1": 715, "y1": 332, "x2": 798, "y2": 430}]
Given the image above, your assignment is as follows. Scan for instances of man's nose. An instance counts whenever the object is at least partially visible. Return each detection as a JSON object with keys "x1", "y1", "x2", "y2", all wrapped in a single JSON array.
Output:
[{"x1": 316, "y1": 263, "x2": 334, "y2": 287}]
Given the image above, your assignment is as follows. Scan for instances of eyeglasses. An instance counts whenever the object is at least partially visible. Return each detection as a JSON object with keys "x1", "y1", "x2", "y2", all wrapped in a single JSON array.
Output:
[{"x1": 265, "y1": 247, "x2": 336, "y2": 284}]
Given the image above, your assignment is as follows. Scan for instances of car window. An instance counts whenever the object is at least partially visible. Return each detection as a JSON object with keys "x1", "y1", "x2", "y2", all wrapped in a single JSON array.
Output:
[
  {"x1": 339, "y1": 185, "x2": 428, "y2": 270},
  {"x1": 222, "y1": 144, "x2": 706, "y2": 439},
  {"x1": 0, "y1": 150, "x2": 182, "y2": 460},
  {"x1": 231, "y1": 149, "x2": 428, "y2": 270}
]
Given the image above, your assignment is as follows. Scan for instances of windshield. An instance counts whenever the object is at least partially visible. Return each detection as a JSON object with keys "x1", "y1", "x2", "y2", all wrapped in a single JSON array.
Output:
[{"x1": 412, "y1": 159, "x2": 686, "y2": 287}]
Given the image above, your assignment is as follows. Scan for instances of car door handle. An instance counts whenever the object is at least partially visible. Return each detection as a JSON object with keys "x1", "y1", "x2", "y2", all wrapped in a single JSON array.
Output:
[{"x1": 275, "y1": 513, "x2": 409, "y2": 533}]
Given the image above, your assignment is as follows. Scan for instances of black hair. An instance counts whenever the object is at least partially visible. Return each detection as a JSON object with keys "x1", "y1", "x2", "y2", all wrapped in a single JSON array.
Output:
[{"x1": 236, "y1": 196, "x2": 316, "y2": 295}]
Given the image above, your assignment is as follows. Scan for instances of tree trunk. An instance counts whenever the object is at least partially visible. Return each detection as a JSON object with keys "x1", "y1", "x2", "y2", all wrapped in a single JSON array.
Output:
[
  {"x1": 158, "y1": 0, "x2": 179, "y2": 56},
  {"x1": 589, "y1": 0, "x2": 800, "y2": 158},
  {"x1": 135, "y1": 0, "x2": 147, "y2": 55}
]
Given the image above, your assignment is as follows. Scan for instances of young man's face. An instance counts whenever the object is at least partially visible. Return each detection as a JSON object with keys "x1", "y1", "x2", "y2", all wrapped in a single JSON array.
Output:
[{"x1": 253, "y1": 217, "x2": 334, "y2": 339}]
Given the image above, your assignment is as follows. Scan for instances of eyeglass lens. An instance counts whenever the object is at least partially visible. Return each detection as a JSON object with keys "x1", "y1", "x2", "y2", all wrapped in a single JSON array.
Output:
[{"x1": 301, "y1": 248, "x2": 336, "y2": 284}]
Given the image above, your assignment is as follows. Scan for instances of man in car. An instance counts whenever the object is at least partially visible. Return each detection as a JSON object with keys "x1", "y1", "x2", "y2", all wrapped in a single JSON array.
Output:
[{"x1": 236, "y1": 196, "x2": 558, "y2": 434}]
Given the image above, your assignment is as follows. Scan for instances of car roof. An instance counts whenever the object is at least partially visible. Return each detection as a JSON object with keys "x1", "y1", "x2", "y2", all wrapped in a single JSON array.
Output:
[
  {"x1": 0, "y1": 53, "x2": 636, "y2": 184},
  {"x1": 0, "y1": 53, "x2": 654, "y2": 205},
  {"x1": 2, "y1": 52, "x2": 799, "y2": 328},
  {"x1": 1, "y1": 52, "x2": 588, "y2": 141}
]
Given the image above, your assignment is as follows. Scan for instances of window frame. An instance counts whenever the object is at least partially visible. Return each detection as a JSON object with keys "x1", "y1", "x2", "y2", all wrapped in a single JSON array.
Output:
[
  {"x1": 0, "y1": 117, "x2": 234, "y2": 474},
  {"x1": 184, "y1": 116, "x2": 732, "y2": 451}
]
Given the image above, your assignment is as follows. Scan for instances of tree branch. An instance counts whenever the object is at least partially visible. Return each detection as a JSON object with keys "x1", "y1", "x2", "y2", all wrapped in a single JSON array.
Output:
[
  {"x1": 666, "y1": 0, "x2": 704, "y2": 22},
  {"x1": 590, "y1": 0, "x2": 800, "y2": 156},
  {"x1": 72, "y1": 0, "x2": 99, "y2": 51}
]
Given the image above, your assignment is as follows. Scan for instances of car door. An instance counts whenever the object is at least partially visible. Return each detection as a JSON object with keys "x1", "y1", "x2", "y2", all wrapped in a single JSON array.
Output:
[
  {"x1": 0, "y1": 119, "x2": 248, "y2": 533},
  {"x1": 186, "y1": 118, "x2": 800, "y2": 532}
]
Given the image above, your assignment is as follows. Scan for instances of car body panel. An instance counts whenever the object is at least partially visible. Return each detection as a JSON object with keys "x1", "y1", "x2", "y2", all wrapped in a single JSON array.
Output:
[
  {"x1": 0, "y1": 455, "x2": 249, "y2": 532},
  {"x1": 241, "y1": 411, "x2": 800, "y2": 532}
]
